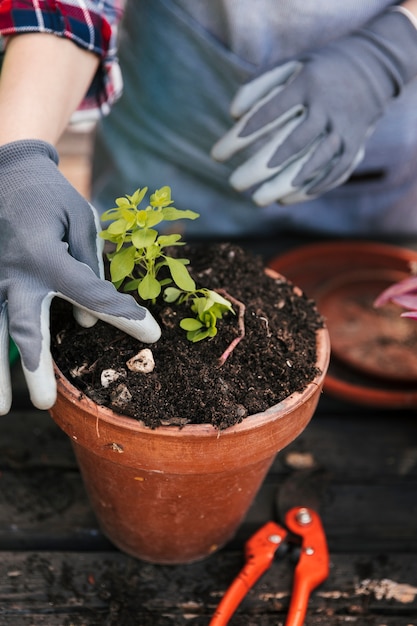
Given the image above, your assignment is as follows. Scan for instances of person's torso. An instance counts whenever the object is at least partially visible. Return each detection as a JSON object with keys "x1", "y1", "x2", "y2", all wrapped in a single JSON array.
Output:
[{"x1": 93, "y1": 0, "x2": 417, "y2": 237}]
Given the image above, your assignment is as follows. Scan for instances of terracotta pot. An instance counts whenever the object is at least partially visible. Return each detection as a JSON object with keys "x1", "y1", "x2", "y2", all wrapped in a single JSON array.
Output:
[{"x1": 49, "y1": 273, "x2": 330, "y2": 564}]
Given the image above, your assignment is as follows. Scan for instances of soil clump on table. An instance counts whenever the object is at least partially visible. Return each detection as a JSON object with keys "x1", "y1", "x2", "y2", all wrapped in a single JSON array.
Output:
[{"x1": 50, "y1": 243, "x2": 324, "y2": 429}]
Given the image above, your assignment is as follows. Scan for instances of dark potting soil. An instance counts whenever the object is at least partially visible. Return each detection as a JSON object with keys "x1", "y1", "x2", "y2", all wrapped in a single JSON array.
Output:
[{"x1": 50, "y1": 243, "x2": 324, "y2": 429}]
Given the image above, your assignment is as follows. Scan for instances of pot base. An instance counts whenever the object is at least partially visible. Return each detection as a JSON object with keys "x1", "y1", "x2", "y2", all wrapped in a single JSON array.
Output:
[{"x1": 74, "y1": 442, "x2": 274, "y2": 564}]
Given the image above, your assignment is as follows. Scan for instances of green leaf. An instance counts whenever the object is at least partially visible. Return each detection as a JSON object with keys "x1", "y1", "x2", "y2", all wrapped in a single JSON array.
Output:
[
  {"x1": 116, "y1": 196, "x2": 134, "y2": 209},
  {"x1": 157, "y1": 234, "x2": 182, "y2": 247},
  {"x1": 107, "y1": 219, "x2": 128, "y2": 236},
  {"x1": 129, "y1": 187, "x2": 148, "y2": 207},
  {"x1": 180, "y1": 318, "x2": 203, "y2": 331},
  {"x1": 131, "y1": 228, "x2": 158, "y2": 249},
  {"x1": 115, "y1": 239, "x2": 126, "y2": 252},
  {"x1": 120, "y1": 209, "x2": 136, "y2": 227},
  {"x1": 138, "y1": 273, "x2": 161, "y2": 300},
  {"x1": 191, "y1": 296, "x2": 208, "y2": 318},
  {"x1": 113, "y1": 278, "x2": 124, "y2": 290},
  {"x1": 207, "y1": 290, "x2": 233, "y2": 310},
  {"x1": 145, "y1": 242, "x2": 161, "y2": 260},
  {"x1": 144, "y1": 210, "x2": 165, "y2": 228},
  {"x1": 165, "y1": 257, "x2": 196, "y2": 291},
  {"x1": 150, "y1": 186, "x2": 173, "y2": 208},
  {"x1": 161, "y1": 207, "x2": 200, "y2": 221},
  {"x1": 124, "y1": 278, "x2": 141, "y2": 292},
  {"x1": 164, "y1": 287, "x2": 182, "y2": 303},
  {"x1": 209, "y1": 304, "x2": 225, "y2": 319},
  {"x1": 188, "y1": 326, "x2": 217, "y2": 342},
  {"x1": 201, "y1": 309, "x2": 217, "y2": 328},
  {"x1": 136, "y1": 209, "x2": 150, "y2": 228},
  {"x1": 101, "y1": 208, "x2": 119, "y2": 221},
  {"x1": 110, "y1": 246, "x2": 136, "y2": 283}
]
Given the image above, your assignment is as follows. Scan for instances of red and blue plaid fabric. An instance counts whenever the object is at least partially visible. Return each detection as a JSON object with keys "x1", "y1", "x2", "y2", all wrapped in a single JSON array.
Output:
[{"x1": 0, "y1": 0, "x2": 124, "y2": 119}]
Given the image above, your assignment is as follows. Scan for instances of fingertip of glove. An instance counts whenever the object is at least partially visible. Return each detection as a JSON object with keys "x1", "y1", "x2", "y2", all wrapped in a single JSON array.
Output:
[
  {"x1": 230, "y1": 97, "x2": 249, "y2": 120},
  {"x1": 30, "y1": 387, "x2": 57, "y2": 411},
  {"x1": 252, "y1": 189, "x2": 273, "y2": 207},
  {"x1": 22, "y1": 363, "x2": 57, "y2": 411},
  {"x1": 228, "y1": 171, "x2": 244, "y2": 192},
  {"x1": 0, "y1": 397, "x2": 12, "y2": 416},
  {"x1": 137, "y1": 312, "x2": 162, "y2": 344},
  {"x1": 210, "y1": 140, "x2": 229, "y2": 162},
  {"x1": 113, "y1": 310, "x2": 162, "y2": 344},
  {"x1": 74, "y1": 307, "x2": 98, "y2": 329}
]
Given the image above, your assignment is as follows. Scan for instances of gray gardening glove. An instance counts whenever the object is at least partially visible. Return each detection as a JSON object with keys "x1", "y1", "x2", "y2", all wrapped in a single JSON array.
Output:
[
  {"x1": 0, "y1": 140, "x2": 161, "y2": 414},
  {"x1": 211, "y1": 8, "x2": 417, "y2": 205}
]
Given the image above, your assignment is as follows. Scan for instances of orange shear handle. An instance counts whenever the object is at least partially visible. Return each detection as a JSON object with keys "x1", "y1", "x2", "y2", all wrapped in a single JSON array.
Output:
[
  {"x1": 209, "y1": 521, "x2": 288, "y2": 626},
  {"x1": 284, "y1": 507, "x2": 330, "y2": 626}
]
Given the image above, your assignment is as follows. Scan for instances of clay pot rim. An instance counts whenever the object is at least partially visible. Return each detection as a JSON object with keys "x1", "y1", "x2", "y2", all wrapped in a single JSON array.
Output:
[
  {"x1": 323, "y1": 373, "x2": 417, "y2": 408},
  {"x1": 53, "y1": 268, "x2": 330, "y2": 439},
  {"x1": 269, "y1": 239, "x2": 417, "y2": 270}
]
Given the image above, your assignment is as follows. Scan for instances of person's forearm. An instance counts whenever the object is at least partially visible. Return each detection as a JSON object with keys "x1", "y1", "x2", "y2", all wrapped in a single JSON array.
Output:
[{"x1": 0, "y1": 33, "x2": 99, "y2": 147}]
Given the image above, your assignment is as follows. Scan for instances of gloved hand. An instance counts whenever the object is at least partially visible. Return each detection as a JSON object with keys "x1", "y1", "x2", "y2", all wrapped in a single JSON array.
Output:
[
  {"x1": 0, "y1": 140, "x2": 161, "y2": 414},
  {"x1": 211, "y1": 8, "x2": 417, "y2": 205}
]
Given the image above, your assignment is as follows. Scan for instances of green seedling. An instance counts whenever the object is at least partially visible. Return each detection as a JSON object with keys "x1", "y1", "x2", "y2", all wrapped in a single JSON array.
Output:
[
  {"x1": 100, "y1": 186, "x2": 236, "y2": 347},
  {"x1": 100, "y1": 186, "x2": 198, "y2": 302},
  {"x1": 164, "y1": 287, "x2": 234, "y2": 343}
]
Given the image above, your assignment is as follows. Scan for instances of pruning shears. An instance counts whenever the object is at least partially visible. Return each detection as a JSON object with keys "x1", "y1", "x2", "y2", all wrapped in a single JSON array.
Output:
[{"x1": 209, "y1": 506, "x2": 329, "y2": 626}]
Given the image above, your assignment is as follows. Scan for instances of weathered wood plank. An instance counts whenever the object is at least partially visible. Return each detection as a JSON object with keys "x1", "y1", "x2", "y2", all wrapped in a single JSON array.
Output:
[
  {"x1": 1, "y1": 616, "x2": 416, "y2": 626},
  {"x1": 0, "y1": 552, "x2": 416, "y2": 626},
  {"x1": 246, "y1": 481, "x2": 417, "y2": 552},
  {"x1": 276, "y1": 407, "x2": 417, "y2": 479},
  {"x1": 0, "y1": 411, "x2": 74, "y2": 470}
]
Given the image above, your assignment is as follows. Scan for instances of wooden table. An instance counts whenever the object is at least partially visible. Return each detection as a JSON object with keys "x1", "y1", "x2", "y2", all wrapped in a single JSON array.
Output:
[{"x1": 0, "y1": 359, "x2": 416, "y2": 626}]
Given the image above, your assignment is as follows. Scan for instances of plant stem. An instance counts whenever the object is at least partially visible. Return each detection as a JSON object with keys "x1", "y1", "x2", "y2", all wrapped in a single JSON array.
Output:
[{"x1": 216, "y1": 289, "x2": 246, "y2": 366}]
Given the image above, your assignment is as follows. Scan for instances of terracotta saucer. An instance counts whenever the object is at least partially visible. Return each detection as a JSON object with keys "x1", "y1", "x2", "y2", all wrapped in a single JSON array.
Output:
[
  {"x1": 268, "y1": 240, "x2": 417, "y2": 408},
  {"x1": 314, "y1": 269, "x2": 417, "y2": 383}
]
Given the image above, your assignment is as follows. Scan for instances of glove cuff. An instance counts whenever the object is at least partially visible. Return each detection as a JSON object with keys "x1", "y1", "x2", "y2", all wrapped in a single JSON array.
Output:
[
  {"x1": 0, "y1": 140, "x2": 60, "y2": 197},
  {"x1": 391, "y1": 6, "x2": 417, "y2": 32},
  {"x1": 364, "y1": 9, "x2": 417, "y2": 92},
  {"x1": 0, "y1": 139, "x2": 59, "y2": 168}
]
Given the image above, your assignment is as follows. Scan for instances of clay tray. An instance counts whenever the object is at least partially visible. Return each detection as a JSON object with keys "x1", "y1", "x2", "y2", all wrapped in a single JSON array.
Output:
[{"x1": 268, "y1": 240, "x2": 417, "y2": 408}]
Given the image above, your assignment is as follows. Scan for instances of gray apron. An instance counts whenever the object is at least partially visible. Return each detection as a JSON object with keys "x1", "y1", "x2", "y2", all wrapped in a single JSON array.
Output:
[{"x1": 92, "y1": 0, "x2": 417, "y2": 238}]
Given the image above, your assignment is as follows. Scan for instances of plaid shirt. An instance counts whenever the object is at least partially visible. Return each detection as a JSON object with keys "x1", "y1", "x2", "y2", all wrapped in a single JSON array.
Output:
[{"x1": 0, "y1": 0, "x2": 124, "y2": 120}]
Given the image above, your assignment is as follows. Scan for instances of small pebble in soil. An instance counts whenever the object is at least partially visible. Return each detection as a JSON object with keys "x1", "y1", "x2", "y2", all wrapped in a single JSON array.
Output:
[
  {"x1": 101, "y1": 368, "x2": 126, "y2": 388},
  {"x1": 126, "y1": 349, "x2": 155, "y2": 373},
  {"x1": 110, "y1": 383, "x2": 133, "y2": 407}
]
